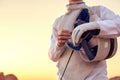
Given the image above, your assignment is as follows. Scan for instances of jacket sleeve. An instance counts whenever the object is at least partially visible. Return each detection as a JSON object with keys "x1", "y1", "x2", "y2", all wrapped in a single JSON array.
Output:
[
  {"x1": 48, "y1": 17, "x2": 67, "y2": 62},
  {"x1": 96, "y1": 6, "x2": 120, "y2": 38}
]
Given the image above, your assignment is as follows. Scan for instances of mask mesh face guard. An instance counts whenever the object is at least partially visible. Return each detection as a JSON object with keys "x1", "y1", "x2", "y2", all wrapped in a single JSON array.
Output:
[{"x1": 67, "y1": 8, "x2": 117, "y2": 62}]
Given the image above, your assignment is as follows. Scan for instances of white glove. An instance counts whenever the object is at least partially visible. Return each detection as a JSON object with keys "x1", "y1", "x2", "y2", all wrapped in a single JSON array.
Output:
[{"x1": 72, "y1": 22, "x2": 100, "y2": 46}]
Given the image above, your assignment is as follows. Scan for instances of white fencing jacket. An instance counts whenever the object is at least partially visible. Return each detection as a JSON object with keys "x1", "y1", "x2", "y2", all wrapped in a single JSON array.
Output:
[{"x1": 48, "y1": 2, "x2": 120, "y2": 80}]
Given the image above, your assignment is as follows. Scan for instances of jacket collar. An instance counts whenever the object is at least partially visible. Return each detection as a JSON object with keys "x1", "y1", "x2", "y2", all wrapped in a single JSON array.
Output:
[{"x1": 66, "y1": 2, "x2": 88, "y2": 11}]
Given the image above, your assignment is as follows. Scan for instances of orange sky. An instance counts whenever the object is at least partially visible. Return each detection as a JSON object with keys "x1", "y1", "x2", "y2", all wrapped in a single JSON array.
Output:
[{"x1": 0, "y1": 0, "x2": 120, "y2": 80}]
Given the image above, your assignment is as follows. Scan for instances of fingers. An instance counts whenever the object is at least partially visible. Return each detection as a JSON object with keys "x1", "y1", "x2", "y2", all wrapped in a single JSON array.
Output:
[
  {"x1": 57, "y1": 39, "x2": 68, "y2": 47},
  {"x1": 75, "y1": 30, "x2": 83, "y2": 45},
  {"x1": 58, "y1": 34, "x2": 71, "y2": 40},
  {"x1": 72, "y1": 29, "x2": 76, "y2": 46},
  {"x1": 72, "y1": 28, "x2": 83, "y2": 46},
  {"x1": 57, "y1": 30, "x2": 71, "y2": 47},
  {"x1": 58, "y1": 29, "x2": 71, "y2": 40}
]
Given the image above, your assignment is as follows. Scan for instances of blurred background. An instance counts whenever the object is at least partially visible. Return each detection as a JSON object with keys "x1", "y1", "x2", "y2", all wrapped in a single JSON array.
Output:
[{"x1": 0, "y1": 0, "x2": 120, "y2": 80}]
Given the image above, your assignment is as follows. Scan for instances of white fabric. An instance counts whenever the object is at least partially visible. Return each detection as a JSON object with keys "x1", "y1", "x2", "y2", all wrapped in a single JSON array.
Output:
[
  {"x1": 91, "y1": 6, "x2": 120, "y2": 38},
  {"x1": 86, "y1": 61, "x2": 108, "y2": 80},
  {"x1": 48, "y1": 2, "x2": 120, "y2": 80},
  {"x1": 72, "y1": 22, "x2": 100, "y2": 46}
]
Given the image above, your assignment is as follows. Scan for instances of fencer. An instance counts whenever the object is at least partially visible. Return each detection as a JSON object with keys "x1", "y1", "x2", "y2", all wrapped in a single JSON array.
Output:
[{"x1": 48, "y1": 0, "x2": 120, "y2": 80}]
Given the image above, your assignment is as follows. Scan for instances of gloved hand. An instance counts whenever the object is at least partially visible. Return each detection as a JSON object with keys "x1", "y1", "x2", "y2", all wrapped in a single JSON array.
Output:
[{"x1": 72, "y1": 22, "x2": 100, "y2": 46}]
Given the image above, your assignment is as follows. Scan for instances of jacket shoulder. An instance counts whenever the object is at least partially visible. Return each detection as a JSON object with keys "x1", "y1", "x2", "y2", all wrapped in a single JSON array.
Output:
[{"x1": 88, "y1": 5, "x2": 108, "y2": 17}]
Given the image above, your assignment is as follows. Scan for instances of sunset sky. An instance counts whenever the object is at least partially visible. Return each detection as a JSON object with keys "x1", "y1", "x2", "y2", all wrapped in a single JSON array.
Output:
[{"x1": 0, "y1": 0, "x2": 120, "y2": 80}]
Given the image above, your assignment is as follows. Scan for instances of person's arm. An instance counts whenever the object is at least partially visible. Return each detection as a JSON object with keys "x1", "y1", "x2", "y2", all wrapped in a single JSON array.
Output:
[
  {"x1": 96, "y1": 6, "x2": 120, "y2": 38},
  {"x1": 71, "y1": 6, "x2": 120, "y2": 46},
  {"x1": 48, "y1": 17, "x2": 67, "y2": 62}
]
